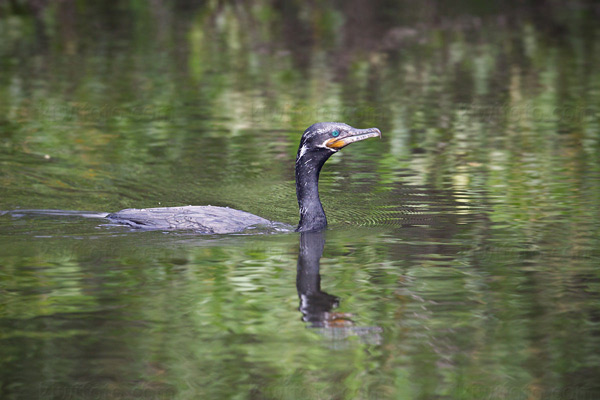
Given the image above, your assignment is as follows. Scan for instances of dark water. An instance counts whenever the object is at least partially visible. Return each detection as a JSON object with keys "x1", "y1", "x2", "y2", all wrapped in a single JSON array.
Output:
[{"x1": 1, "y1": 1, "x2": 600, "y2": 399}]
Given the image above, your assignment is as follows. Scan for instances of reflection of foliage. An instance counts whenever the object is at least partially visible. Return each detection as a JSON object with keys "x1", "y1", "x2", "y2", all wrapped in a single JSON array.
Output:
[{"x1": 0, "y1": 1, "x2": 599, "y2": 399}]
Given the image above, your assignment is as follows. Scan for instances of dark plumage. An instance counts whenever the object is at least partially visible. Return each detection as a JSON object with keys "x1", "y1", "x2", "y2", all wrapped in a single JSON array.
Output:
[
  {"x1": 106, "y1": 206, "x2": 270, "y2": 234},
  {"x1": 294, "y1": 122, "x2": 381, "y2": 231},
  {"x1": 107, "y1": 122, "x2": 381, "y2": 233}
]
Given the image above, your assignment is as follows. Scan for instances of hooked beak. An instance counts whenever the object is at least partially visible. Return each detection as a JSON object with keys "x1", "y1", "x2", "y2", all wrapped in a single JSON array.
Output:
[{"x1": 325, "y1": 127, "x2": 382, "y2": 150}]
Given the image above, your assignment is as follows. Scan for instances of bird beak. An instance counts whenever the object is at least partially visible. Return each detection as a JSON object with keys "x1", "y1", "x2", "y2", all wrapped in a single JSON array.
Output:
[{"x1": 325, "y1": 127, "x2": 382, "y2": 150}]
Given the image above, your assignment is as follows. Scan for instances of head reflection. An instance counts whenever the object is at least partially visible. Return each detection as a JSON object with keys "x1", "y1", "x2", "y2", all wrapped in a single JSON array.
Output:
[
  {"x1": 296, "y1": 231, "x2": 353, "y2": 328},
  {"x1": 296, "y1": 232, "x2": 382, "y2": 343}
]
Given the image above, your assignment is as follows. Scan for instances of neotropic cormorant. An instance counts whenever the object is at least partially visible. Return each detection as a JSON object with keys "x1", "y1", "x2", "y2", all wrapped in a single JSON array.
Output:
[{"x1": 106, "y1": 122, "x2": 381, "y2": 233}]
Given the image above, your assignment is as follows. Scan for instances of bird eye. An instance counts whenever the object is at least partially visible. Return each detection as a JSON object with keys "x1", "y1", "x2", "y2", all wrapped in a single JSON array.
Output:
[{"x1": 331, "y1": 130, "x2": 340, "y2": 137}]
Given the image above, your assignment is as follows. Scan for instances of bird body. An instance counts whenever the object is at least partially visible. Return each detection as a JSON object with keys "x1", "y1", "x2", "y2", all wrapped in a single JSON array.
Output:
[
  {"x1": 107, "y1": 122, "x2": 381, "y2": 233},
  {"x1": 106, "y1": 205, "x2": 272, "y2": 234}
]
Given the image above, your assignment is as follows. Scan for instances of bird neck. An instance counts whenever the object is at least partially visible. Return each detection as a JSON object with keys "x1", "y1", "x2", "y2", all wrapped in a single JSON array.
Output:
[{"x1": 295, "y1": 151, "x2": 330, "y2": 232}]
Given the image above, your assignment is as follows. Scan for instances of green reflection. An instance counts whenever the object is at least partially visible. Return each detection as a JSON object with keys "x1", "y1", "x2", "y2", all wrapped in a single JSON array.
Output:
[{"x1": 1, "y1": 1, "x2": 600, "y2": 399}]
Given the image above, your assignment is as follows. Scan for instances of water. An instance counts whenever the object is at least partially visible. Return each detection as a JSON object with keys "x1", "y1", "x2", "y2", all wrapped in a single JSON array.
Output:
[{"x1": 1, "y1": 1, "x2": 600, "y2": 399}]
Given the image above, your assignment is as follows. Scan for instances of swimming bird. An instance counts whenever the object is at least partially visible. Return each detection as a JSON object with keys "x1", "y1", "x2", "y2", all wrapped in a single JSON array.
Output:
[{"x1": 106, "y1": 122, "x2": 381, "y2": 233}]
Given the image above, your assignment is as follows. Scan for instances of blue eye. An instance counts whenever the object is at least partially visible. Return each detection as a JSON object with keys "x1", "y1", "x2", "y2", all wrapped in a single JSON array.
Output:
[{"x1": 331, "y1": 130, "x2": 340, "y2": 137}]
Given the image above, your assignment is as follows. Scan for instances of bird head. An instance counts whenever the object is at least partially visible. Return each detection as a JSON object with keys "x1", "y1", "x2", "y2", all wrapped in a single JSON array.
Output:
[{"x1": 296, "y1": 122, "x2": 381, "y2": 163}]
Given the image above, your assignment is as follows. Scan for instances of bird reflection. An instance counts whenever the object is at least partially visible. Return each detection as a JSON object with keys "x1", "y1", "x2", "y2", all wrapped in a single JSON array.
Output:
[
  {"x1": 297, "y1": 231, "x2": 346, "y2": 327},
  {"x1": 296, "y1": 231, "x2": 382, "y2": 343}
]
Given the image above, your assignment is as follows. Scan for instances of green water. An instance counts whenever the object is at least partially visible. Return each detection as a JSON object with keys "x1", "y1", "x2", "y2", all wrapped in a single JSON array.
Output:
[{"x1": 1, "y1": 1, "x2": 600, "y2": 399}]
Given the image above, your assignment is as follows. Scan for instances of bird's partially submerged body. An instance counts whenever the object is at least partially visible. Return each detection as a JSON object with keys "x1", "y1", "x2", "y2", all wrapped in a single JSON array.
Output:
[
  {"x1": 6, "y1": 123, "x2": 380, "y2": 234},
  {"x1": 106, "y1": 205, "x2": 273, "y2": 234},
  {"x1": 109, "y1": 122, "x2": 380, "y2": 233}
]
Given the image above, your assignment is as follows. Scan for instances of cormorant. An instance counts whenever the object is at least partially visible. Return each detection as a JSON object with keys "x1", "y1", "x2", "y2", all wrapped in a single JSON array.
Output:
[{"x1": 106, "y1": 122, "x2": 381, "y2": 233}]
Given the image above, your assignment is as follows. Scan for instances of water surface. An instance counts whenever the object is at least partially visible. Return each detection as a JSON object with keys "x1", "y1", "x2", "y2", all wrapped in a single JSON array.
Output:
[{"x1": 1, "y1": 1, "x2": 599, "y2": 399}]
